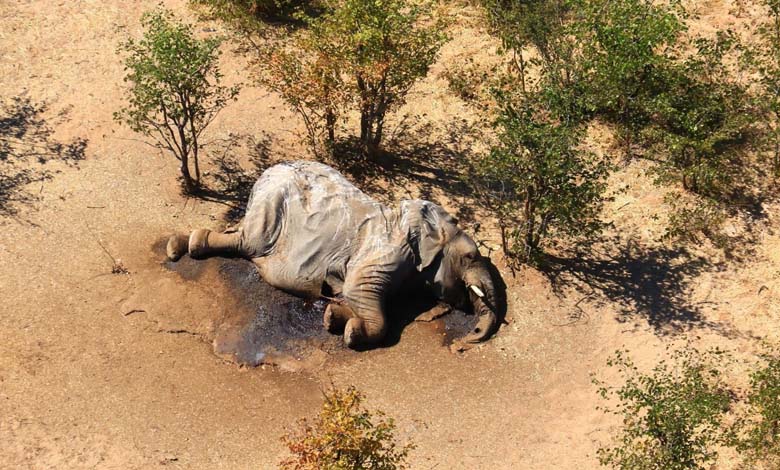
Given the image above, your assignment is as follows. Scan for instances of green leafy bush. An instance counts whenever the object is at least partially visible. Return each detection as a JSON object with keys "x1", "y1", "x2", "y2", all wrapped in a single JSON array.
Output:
[
  {"x1": 261, "y1": 0, "x2": 446, "y2": 158},
  {"x1": 473, "y1": 94, "x2": 610, "y2": 263},
  {"x1": 280, "y1": 386, "x2": 414, "y2": 470},
  {"x1": 577, "y1": 0, "x2": 687, "y2": 153},
  {"x1": 644, "y1": 32, "x2": 756, "y2": 199},
  {"x1": 732, "y1": 346, "x2": 780, "y2": 469},
  {"x1": 742, "y1": 0, "x2": 780, "y2": 178},
  {"x1": 595, "y1": 347, "x2": 733, "y2": 470},
  {"x1": 663, "y1": 193, "x2": 729, "y2": 250},
  {"x1": 475, "y1": 0, "x2": 610, "y2": 264},
  {"x1": 115, "y1": 9, "x2": 239, "y2": 192},
  {"x1": 481, "y1": 0, "x2": 589, "y2": 121}
]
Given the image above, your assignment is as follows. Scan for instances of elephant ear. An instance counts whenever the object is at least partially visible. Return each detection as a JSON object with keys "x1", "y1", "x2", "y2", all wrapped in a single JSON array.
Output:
[{"x1": 417, "y1": 202, "x2": 458, "y2": 271}]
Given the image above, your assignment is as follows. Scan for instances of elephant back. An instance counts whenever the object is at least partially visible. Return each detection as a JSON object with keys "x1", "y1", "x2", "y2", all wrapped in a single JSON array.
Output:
[{"x1": 241, "y1": 161, "x2": 397, "y2": 296}]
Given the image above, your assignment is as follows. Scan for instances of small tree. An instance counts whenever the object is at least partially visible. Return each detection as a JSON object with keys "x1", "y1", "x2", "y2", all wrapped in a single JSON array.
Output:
[
  {"x1": 262, "y1": 0, "x2": 446, "y2": 158},
  {"x1": 473, "y1": 95, "x2": 610, "y2": 263},
  {"x1": 260, "y1": 29, "x2": 346, "y2": 157},
  {"x1": 280, "y1": 386, "x2": 414, "y2": 470},
  {"x1": 645, "y1": 32, "x2": 755, "y2": 198},
  {"x1": 115, "y1": 9, "x2": 240, "y2": 193},
  {"x1": 732, "y1": 346, "x2": 780, "y2": 469},
  {"x1": 595, "y1": 348, "x2": 733, "y2": 470},
  {"x1": 484, "y1": 0, "x2": 590, "y2": 121},
  {"x1": 577, "y1": 0, "x2": 687, "y2": 156},
  {"x1": 743, "y1": 0, "x2": 780, "y2": 178}
]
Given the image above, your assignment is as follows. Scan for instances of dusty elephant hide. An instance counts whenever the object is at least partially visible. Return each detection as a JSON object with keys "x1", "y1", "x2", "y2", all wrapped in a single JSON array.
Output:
[{"x1": 168, "y1": 160, "x2": 500, "y2": 349}]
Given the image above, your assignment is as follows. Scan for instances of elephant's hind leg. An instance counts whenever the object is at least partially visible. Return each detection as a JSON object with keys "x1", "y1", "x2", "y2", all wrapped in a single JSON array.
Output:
[{"x1": 166, "y1": 229, "x2": 245, "y2": 261}]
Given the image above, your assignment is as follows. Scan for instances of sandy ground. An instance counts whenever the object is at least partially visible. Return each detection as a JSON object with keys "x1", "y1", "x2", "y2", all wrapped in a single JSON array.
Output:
[{"x1": 1, "y1": 0, "x2": 779, "y2": 468}]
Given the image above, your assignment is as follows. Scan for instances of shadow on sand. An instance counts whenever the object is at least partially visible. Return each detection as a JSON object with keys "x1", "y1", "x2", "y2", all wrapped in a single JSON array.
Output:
[
  {"x1": 540, "y1": 237, "x2": 747, "y2": 338},
  {"x1": 0, "y1": 94, "x2": 87, "y2": 217},
  {"x1": 186, "y1": 132, "x2": 274, "y2": 224},
  {"x1": 328, "y1": 120, "x2": 482, "y2": 225}
]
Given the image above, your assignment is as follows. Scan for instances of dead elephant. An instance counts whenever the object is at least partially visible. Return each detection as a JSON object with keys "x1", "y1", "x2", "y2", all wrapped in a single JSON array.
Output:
[{"x1": 167, "y1": 161, "x2": 500, "y2": 349}]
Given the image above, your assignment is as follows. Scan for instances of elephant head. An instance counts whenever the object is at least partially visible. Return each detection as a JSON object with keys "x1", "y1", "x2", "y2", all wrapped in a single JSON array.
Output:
[{"x1": 414, "y1": 202, "x2": 499, "y2": 344}]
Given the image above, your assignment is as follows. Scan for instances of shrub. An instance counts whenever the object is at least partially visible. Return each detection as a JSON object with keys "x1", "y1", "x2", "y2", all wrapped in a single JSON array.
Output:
[
  {"x1": 663, "y1": 193, "x2": 729, "y2": 250},
  {"x1": 644, "y1": 32, "x2": 756, "y2": 199},
  {"x1": 732, "y1": 346, "x2": 780, "y2": 469},
  {"x1": 280, "y1": 386, "x2": 414, "y2": 470},
  {"x1": 115, "y1": 9, "x2": 240, "y2": 193},
  {"x1": 473, "y1": 0, "x2": 611, "y2": 264},
  {"x1": 743, "y1": 0, "x2": 780, "y2": 178},
  {"x1": 261, "y1": 0, "x2": 447, "y2": 158},
  {"x1": 595, "y1": 347, "x2": 733, "y2": 470},
  {"x1": 576, "y1": 0, "x2": 687, "y2": 154},
  {"x1": 480, "y1": 0, "x2": 589, "y2": 121},
  {"x1": 259, "y1": 27, "x2": 346, "y2": 157},
  {"x1": 473, "y1": 94, "x2": 610, "y2": 263}
]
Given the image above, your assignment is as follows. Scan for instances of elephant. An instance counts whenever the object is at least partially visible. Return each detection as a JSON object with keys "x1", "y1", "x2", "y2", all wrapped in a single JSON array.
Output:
[{"x1": 166, "y1": 160, "x2": 500, "y2": 349}]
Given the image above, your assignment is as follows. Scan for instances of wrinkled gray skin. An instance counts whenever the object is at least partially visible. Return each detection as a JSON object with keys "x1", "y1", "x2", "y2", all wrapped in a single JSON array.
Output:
[{"x1": 166, "y1": 161, "x2": 498, "y2": 349}]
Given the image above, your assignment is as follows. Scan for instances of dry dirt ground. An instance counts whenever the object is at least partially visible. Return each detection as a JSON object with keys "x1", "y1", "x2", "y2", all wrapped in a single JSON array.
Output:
[{"x1": 2, "y1": 0, "x2": 780, "y2": 468}]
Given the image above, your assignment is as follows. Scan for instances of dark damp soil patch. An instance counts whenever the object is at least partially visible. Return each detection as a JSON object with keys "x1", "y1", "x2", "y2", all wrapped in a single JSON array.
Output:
[
  {"x1": 215, "y1": 259, "x2": 351, "y2": 366},
  {"x1": 439, "y1": 309, "x2": 479, "y2": 344},
  {"x1": 153, "y1": 237, "x2": 211, "y2": 281},
  {"x1": 157, "y1": 242, "x2": 350, "y2": 367},
  {"x1": 156, "y1": 236, "x2": 478, "y2": 365},
  {"x1": 383, "y1": 289, "x2": 481, "y2": 348}
]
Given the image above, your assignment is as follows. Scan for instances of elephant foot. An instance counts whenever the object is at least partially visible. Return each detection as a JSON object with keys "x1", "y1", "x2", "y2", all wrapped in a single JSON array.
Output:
[
  {"x1": 343, "y1": 316, "x2": 385, "y2": 349},
  {"x1": 188, "y1": 229, "x2": 210, "y2": 259},
  {"x1": 323, "y1": 302, "x2": 353, "y2": 334},
  {"x1": 166, "y1": 235, "x2": 189, "y2": 261},
  {"x1": 344, "y1": 318, "x2": 364, "y2": 349}
]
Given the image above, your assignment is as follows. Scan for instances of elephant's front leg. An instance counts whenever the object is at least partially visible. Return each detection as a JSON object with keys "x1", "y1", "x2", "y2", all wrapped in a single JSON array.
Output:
[
  {"x1": 340, "y1": 275, "x2": 390, "y2": 349},
  {"x1": 415, "y1": 303, "x2": 452, "y2": 322},
  {"x1": 338, "y1": 248, "x2": 409, "y2": 349}
]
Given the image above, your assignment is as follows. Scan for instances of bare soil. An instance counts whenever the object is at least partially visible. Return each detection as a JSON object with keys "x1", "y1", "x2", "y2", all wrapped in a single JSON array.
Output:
[{"x1": 1, "y1": 0, "x2": 779, "y2": 468}]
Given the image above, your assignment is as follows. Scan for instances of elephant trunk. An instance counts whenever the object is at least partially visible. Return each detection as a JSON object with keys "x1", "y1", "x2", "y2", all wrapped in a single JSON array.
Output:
[{"x1": 461, "y1": 267, "x2": 498, "y2": 344}]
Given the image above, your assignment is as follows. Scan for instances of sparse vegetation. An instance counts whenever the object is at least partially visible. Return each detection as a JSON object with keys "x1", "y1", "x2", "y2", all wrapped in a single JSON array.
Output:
[
  {"x1": 731, "y1": 346, "x2": 780, "y2": 469},
  {"x1": 663, "y1": 193, "x2": 729, "y2": 250},
  {"x1": 260, "y1": 0, "x2": 446, "y2": 157},
  {"x1": 280, "y1": 386, "x2": 414, "y2": 470},
  {"x1": 473, "y1": 94, "x2": 610, "y2": 263},
  {"x1": 115, "y1": 8, "x2": 240, "y2": 193},
  {"x1": 744, "y1": 0, "x2": 780, "y2": 179},
  {"x1": 595, "y1": 347, "x2": 733, "y2": 470}
]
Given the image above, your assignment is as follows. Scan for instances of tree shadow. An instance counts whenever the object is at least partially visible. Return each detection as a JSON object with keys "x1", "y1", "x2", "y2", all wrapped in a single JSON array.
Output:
[
  {"x1": 0, "y1": 95, "x2": 87, "y2": 216},
  {"x1": 329, "y1": 119, "x2": 482, "y2": 224},
  {"x1": 540, "y1": 237, "x2": 744, "y2": 338},
  {"x1": 190, "y1": 132, "x2": 273, "y2": 224}
]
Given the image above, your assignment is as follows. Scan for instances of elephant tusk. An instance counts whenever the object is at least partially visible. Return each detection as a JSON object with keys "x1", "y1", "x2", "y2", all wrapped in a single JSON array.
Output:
[{"x1": 469, "y1": 285, "x2": 485, "y2": 298}]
